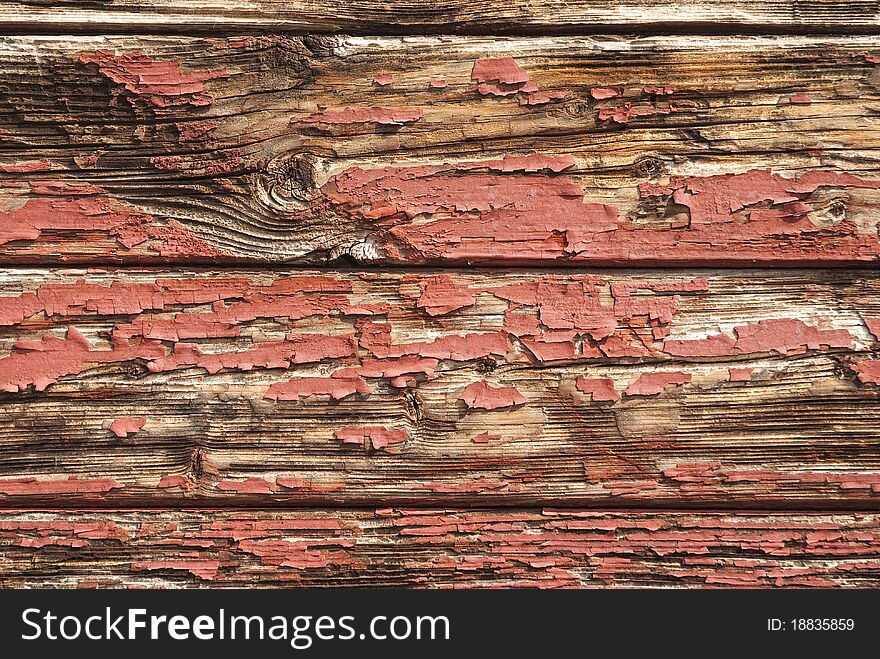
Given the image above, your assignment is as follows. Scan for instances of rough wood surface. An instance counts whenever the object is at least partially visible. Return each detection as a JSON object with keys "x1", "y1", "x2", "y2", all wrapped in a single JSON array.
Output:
[
  {"x1": 1, "y1": 35, "x2": 879, "y2": 265},
  {"x1": 1, "y1": 1, "x2": 878, "y2": 34},
  {"x1": 1, "y1": 268, "x2": 879, "y2": 507},
  {"x1": 1, "y1": 509, "x2": 878, "y2": 588}
]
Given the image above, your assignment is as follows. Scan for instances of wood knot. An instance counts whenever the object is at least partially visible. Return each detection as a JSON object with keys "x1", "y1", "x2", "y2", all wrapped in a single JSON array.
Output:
[
  {"x1": 476, "y1": 357, "x2": 498, "y2": 374},
  {"x1": 634, "y1": 157, "x2": 665, "y2": 178},
  {"x1": 260, "y1": 154, "x2": 321, "y2": 209}
]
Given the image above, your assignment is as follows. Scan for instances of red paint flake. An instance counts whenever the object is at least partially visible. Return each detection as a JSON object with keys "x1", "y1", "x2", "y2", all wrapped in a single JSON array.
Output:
[
  {"x1": 471, "y1": 57, "x2": 531, "y2": 85},
  {"x1": 575, "y1": 376, "x2": 620, "y2": 401},
  {"x1": 216, "y1": 478, "x2": 275, "y2": 494},
  {"x1": 334, "y1": 426, "x2": 408, "y2": 451},
  {"x1": 333, "y1": 356, "x2": 438, "y2": 383},
  {"x1": 459, "y1": 381, "x2": 527, "y2": 410},
  {"x1": 79, "y1": 50, "x2": 228, "y2": 112},
  {"x1": 0, "y1": 326, "x2": 165, "y2": 392},
  {"x1": 109, "y1": 416, "x2": 146, "y2": 438},
  {"x1": 330, "y1": 161, "x2": 617, "y2": 261},
  {"x1": 471, "y1": 57, "x2": 566, "y2": 104},
  {"x1": 521, "y1": 338, "x2": 576, "y2": 361},
  {"x1": 790, "y1": 92, "x2": 812, "y2": 104},
  {"x1": 157, "y1": 475, "x2": 194, "y2": 489},
  {"x1": 132, "y1": 560, "x2": 220, "y2": 580},
  {"x1": 264, "y1": 377, "x2": 372, "y2": 401},
  {"x1": 853, "y1": 360, "x2": 880, "y2": 385},
  {"x1": 624, "y1": 372, "x2": 691, "y2": 396},
  {"x1": 175, "y1": 119, "x2": 220, "y2": 142},
  {"x1": 0, "y1": 181, "x2": 223, "y2": 257},
  {"x1": 373, "y1": 74, "x2": 394, "y2": 86},
  {"x1": 598, "y1": 102, "x2": 676, "y2": 124},
  {"x1": 471, "y1": 432, "x2": 503, "y2": 443},
  {"x1": 361, "y1": 322, "x2": 508, "y2": 361},
  {"x1": 428, "y1": 79, "x2": 448, "y2": 89},
  {"x1": 864, "y1": 318, "x2": 880, "y2": 341},
  {"x1": 300, "y1": 107, "x2": 422, "y2": 125},
  {"x1": 0, "y1": 476, "x2": 122, "y2": 496},
  {"x1": 416, "y1": 274, "x2": 475, "y2": 315},
  {"x1": 664, "y1": 319, "x2": 852, "y2": 357},
  {"x1": 236, "y1": 538, "x2": 351, "y2": 569},
  {"x1": 590, "y1": 87, "x2": 622, "y2": 100},
  {"x1": 524, "y1": 89, "x2": 570, "y2": 105},
  {"x1": 728, "y1": 368, "x2": 753, "y2": 382},
  {"x1": 146, "y1": 333, "x2": 357, "y2": 376},
  {"x1": 643, "y1": 86, "x2": 675, "y2": 95}
]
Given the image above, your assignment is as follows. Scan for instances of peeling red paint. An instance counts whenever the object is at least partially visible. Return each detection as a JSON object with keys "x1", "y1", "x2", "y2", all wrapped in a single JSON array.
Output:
[
  {"x1": 428, "y1": 79, "x2": 448, "y2": 89},
  {"x1": 157, "y1": 475, "x2": 194, "y2": 490},
  {"x1": 79, "y1": 50, "x2": 228, "y2": 112},
  {"x1": 471, "y1": 432, "x2": 503, "y2": 443},
  {"x1": 0, "y1": 476, "x2": 122, "y2": 496},
  {"x1": 664, "y1": 319, "x2": 852, "y2": 356},
  {"x1": 265, "y1": 376, "x2": 372, "y2": 401},
  {"x1": 0, "y1": 326, "x2": 165, "y2": 392},
  {"x1": 0, "y1": 180, "x2": 223, "y2": 258},
  {"x1": 471, "y1": 57, "x2": 531, "y2": 86},
  {"x1": 334, "y1": 426, "x2": 408, "y2": 451},
  {"x1": 373, "y1": 74, "x2": 394, "y2": 86},
  {"x1": 109, "y1": 416, "x2": 146, "y2": 438},
  {"x1": 728, "y1": 368, "x2": 753, "y2": 382},
  {"x1": 624, "y1": 372, "x2": 691, "y2": 396},
  {"x1": 459, "y1": 381, "x2": 527, "y2": 410},
  {"x1": 576, "y1": 376, "x2": 620, "y2": 402},
  {"x1": 416, "y1": 274, "x2": 476, "y2": 315},
  {"x1": 327, "y1": 160, "x2": 880, "y2": 264},
  {"x1": 790, "y1": 92, "x2": 812, "y2": 104},
  {"x1": 853, "y1": 360, "x2": 880, "y2": 385},
  {"x1": 598, "y1": 102, "x2": 676, "y2": 123},
  {"x1": 590, "y1": 87, "x2": 622, "y2": 100},
  {"x1": 471, "y1": 57, "x2": 567, "y2": 105},
  {"x1": 175, "y1": 119, "x2": 220, "y2": 142}
]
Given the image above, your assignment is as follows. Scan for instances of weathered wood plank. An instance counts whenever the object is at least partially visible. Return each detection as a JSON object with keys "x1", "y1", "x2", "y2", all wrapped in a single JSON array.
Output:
[
  {"x1": 0, "y1": 1, "x2": 878, "y2": 35},
  {"x1": 1, "y1": 35, "x2": 879, "y2": 265},
  {"x1": 1, "y1": 509, "x2": 878, "y2": 587},
  {"x1": 1, "y1": 268, "x2": 878, "y2": 507}
]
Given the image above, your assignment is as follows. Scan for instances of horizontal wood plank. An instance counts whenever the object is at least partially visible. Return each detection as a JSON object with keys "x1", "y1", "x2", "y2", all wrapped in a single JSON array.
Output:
[
  {"x1": 0, "y1": 1, "x2": 878, "y2": 34},
  {"x1": 1, "y1": 509, "x2": 878, "y2": 587},
  {"x1": 0, "y1": 268, "x2": 878, "y2": 507},
  {"x1": 0, "y1": 35, "x2": 879, "y2": 265}
]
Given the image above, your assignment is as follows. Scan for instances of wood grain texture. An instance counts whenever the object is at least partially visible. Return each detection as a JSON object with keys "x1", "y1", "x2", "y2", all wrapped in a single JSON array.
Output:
[
  {"x1": 1, "y1": 1, "x2": 878, "y2": 34},
  {"x1": 2, "y1": 509, "x2": 879, "y2": 587},
  {"x1": 1, "y1": 35, "x2": 879, "y2": 265},
  {"x1": 1, "y1": 268, "x2": 879, "y2": 507}
]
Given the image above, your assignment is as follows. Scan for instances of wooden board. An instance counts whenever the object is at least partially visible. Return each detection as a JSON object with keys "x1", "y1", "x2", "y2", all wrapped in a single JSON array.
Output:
[
  {"x1": 1, "y1": 1, "x2": 878, "y2": 34},
  {"x1": 1, "y1": 268, "x2": 878, "y2": 507},
  {"x1": 0, "y1": 35, "x2": 879, "y2": 265},
  {"x1": 1, "y1": 509, "x2": 878, "y2": 588}
]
